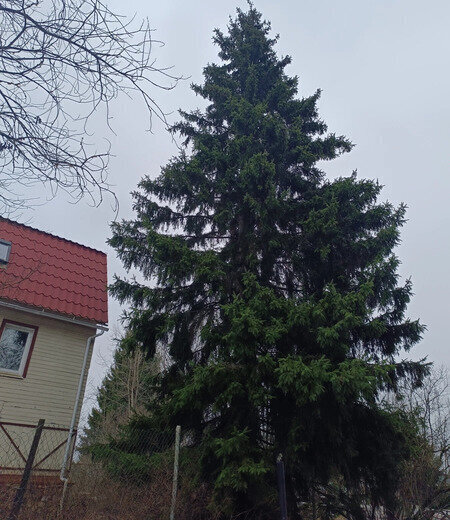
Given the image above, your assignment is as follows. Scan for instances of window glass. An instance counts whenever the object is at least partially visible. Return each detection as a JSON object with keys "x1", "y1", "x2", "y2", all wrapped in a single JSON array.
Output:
[
  {"x1": 0, "y1": 240, "x2": 11, "y2": 263},
  {"x1": 0, "y1": 325, "x2": 32, "y2": 373}
]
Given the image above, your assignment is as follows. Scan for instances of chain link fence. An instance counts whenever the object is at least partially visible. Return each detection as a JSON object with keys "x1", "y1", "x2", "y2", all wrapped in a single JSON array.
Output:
[
  {"x1": 0, "y1": 420, "x2": 71, "y2": 519},
  {"x1": 0, "y1": 419, "x2": 184, "y2": 520}
]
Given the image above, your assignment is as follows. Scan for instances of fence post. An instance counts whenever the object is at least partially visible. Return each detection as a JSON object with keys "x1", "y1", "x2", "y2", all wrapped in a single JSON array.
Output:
[
  {"x1": 276, "y1": 453, "x2": 288, "y2": 520},
  {"x1": 58, "y1": 430, "x2": 77, "y2": 516},
  {"x1": 169, "y1": 425, "x2": 181, "y2": 520},
  {"x1": 8, "y1": 419, "x2": 45, "y2": 520}
]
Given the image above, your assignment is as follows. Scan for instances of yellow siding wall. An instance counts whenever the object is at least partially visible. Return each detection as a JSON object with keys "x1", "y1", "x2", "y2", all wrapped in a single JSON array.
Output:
[{"x1": 0, "y1": 305, "x2": 97, "y2": 474}]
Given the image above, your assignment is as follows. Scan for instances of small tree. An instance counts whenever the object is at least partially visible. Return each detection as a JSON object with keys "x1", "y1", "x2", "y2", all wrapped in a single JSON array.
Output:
[
  {"x1": 81, "y1": 335, "x2": 175, "y2": 487},
  {"x1": 0, "y1": 0, "x2": 179, "y2": 214},
  {"x1": 395, "y1": 366, "x2": 449, "y2": 519},
  {"x1": 110, "y1": 6, "x2": 427, "y2": 517},
  {"x1": 83, "y1": 333, "x2": 159, "y2": 445}
]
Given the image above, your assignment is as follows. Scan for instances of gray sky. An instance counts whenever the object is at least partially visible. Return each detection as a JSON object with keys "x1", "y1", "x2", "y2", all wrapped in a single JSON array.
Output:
[{"x1": 20, "y1": 0, "x2": 450, "y2": 416}]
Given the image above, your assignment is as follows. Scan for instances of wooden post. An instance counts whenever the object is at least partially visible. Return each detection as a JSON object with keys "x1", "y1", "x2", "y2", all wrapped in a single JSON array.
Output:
[
  {"x1": 276, "y1": 453, "x2": 288, "y2": 520},
  {"x1": 8, "y1": 419, "x2": 45, "y2": 520},
  {"x1": 169, "y1": 425, "x2": 181, "y2": 520}
]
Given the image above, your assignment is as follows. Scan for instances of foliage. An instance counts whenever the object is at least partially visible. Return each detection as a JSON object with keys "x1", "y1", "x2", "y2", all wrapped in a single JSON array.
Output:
[
  {"x1": 86, "y1": 414, "x2": 174, "y2": 483},
  {"x1": 83, "y1": 333, "x2": 159, "y2": 446},
  {"x1": 305, "y1": 367, "x2": 449, "y2": 520},
  {"x1": 394, "y1": 366, "x2": 450, "y2": 519},
  {"x1": 109, "y1": 5, "x2": 427, "y2": 517}
]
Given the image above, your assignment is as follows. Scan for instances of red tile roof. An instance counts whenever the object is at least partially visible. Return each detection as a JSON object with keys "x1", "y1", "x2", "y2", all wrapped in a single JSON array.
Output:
[{"x1": 0, "y1": 218, "x2": 108, "y2": 324}]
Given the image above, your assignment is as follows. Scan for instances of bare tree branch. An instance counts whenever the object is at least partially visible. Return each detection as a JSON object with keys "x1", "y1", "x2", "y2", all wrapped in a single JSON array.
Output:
[{"x1": 0, "y1": 0, "x2": 181, "y2": 214}]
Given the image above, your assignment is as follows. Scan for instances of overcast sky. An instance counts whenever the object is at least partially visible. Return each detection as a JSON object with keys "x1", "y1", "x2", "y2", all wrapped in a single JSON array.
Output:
[{"x1": 18, "y1": 0, "x2": 450, "y2": 417}]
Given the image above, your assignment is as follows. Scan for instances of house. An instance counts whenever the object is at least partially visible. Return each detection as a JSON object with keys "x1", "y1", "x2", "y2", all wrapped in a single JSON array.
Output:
[{"x1": 0, "y1": 218, "x2": 108, "y2": 484}]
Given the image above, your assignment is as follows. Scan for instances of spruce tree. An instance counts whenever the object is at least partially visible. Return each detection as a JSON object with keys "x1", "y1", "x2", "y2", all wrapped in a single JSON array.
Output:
[{"x1": 110, "y1": 6, "x2": 427, "y2": 517}]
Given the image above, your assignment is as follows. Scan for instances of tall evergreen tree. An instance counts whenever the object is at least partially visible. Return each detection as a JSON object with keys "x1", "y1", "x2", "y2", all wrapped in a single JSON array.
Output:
[{"x1": 110, "y1": 6, "x2": 427, "y2": 517}]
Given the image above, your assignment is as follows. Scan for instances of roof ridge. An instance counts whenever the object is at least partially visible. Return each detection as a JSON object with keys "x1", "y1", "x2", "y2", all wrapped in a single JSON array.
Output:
[{"x1": 0, "y1": 217, "x2": 106, "y2": 255}]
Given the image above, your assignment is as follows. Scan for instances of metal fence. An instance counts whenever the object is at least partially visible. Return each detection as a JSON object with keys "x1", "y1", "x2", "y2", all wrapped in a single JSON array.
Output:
[
  {"x1": 5, "y1": 419, "x2": 447, "y2": 520},
  {"x1": 0, "y1": 420, "x2": 73, "y2": 481},
  {"x1": 0, "y1": 418, "x2": 181, "y2": 520}
]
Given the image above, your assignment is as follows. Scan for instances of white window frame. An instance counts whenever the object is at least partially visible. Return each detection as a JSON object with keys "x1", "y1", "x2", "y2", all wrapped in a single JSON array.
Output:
[{"x1": 0, "y1": 322, "x2": 36, "y2": 377}]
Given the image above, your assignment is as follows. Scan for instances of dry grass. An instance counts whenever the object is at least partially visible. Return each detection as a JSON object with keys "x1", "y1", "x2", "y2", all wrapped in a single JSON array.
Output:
[
  {"x1": 0, "y1": 458, "x2": 214, "y2": 520},
  {"x1": 0, "y1": 481, "x2": 61, "y2": 520},
  {"x1": 64, "y1": 460, "x2": 174, "y2": 520}
]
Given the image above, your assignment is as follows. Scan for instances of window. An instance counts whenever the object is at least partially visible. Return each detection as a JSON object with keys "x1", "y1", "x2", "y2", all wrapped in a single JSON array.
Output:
[
  {"x1": 0, "y1": 320, "x2": 38, "y2": 377},
  {"x1": 0, "y1": 239, "x2": 12, "y2": 265}
]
